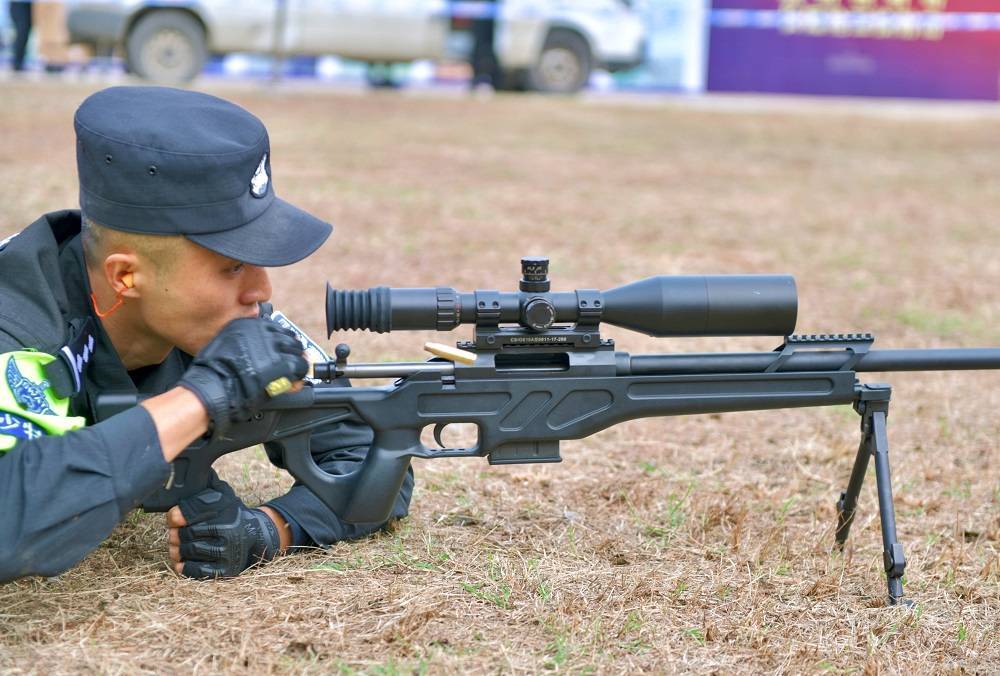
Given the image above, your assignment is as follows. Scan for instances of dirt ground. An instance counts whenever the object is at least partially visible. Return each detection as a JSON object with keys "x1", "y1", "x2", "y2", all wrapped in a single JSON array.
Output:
[{"x1": 0, "y1": 79, "x2": 997, "y2": 674}]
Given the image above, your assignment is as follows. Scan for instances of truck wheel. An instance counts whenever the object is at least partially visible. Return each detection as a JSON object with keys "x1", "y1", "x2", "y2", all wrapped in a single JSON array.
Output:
[
  {"x1": 126, "y1": 10, "x2": 207, "y2": 84},
  {"x1": 527, "y1": 30, "x2": 592, "y2": 94}
]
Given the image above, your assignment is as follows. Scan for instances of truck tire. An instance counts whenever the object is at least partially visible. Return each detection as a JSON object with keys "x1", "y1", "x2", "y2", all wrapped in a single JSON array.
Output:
[
  {"x1": 527, "y1": 29, "x2": 592, "y2": 94},
  {"x1": 125, "y1": 10, "x2": 207, "y2": 84}
]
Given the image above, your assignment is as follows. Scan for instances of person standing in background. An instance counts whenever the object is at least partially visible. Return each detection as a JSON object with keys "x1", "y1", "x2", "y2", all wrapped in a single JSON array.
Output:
[
  {"x1": 8, "y1": 0, "x2": 31, "y2": 72},
  {"x1": 32, "y1": 0, "x2": 67, "y2": 72},
  {"x1": 469, "y1": 0, "x2": 500, "y2": 90}
]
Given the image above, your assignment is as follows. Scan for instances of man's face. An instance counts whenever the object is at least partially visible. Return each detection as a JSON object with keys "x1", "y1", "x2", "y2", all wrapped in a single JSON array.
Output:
[{"x1": 137, "y1": 239, "x2": 272, "y2": 356}]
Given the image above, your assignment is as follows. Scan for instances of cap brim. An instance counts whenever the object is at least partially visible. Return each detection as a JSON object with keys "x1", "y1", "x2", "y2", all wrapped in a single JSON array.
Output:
[{"x1": 187, "y1": 197, "x2": 332, "y2": 267}]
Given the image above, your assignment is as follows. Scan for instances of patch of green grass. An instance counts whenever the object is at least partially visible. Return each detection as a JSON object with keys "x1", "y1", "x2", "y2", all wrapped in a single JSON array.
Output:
[
  {"x1": 643, "y1": 489, "x2": 690, "y2": 541},
  {"x1": 777, "y1": 496, "x2": 798, "y2": 524},
  {"x1": 895, "y1": 306, "x2": 985, "y2": 339},
  {"x1": 461, "y1": 554, "x2": 513, "y2": 609},
  {"x1": 943, "y1": 481, "x2": 972, "y2": 499},
  {"x1": 312, "y1": 555, "x2": 365, "y2": 572},
  {"x1": 369, "y1": 658, "x2": 429, "y2": 676},
  {"x1": 618, "y1": 610, "x2": 651, "y2": 654},
  {"x1": 682, "y1": 627, "x2": 705, "y2": 646},
  {"x1": 565, "y1": 524, "x2": 578, "y2": 556},
  {"x1": 331, "y1": 659, "x2": 358, "y2": 675},
  {"x1": 639, "y1": 460, "x2": 659, "y2": 475},
  {"x1": 543, "y1": 635, "x2": 571, "y2": 670},
  {"x1": 462, "y1": 582, "x2": 511, "y2": 610},
  {"x1": 537, "y1": 581, "x2": 553, "y2": 602}
]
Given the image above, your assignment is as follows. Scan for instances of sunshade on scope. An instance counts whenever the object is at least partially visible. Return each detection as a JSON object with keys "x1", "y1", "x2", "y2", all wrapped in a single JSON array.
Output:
[{"x1": 325, "y1": 260, "x2": 797, "y2": 338}]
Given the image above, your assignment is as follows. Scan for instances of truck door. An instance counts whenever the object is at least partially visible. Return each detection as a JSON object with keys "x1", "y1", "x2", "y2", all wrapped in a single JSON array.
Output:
[{"x1": 292, "y1": 0, "x2": 448, "y2": 61}]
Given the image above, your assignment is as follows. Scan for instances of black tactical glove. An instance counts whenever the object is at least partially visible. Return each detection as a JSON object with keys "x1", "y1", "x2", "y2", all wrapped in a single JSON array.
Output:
[
  {"x1": 179, "y1": 317, "x2": 308, "y2": 437},
  {"x1": 176, "y1": 479, "x2": 282, "y2": 579}
]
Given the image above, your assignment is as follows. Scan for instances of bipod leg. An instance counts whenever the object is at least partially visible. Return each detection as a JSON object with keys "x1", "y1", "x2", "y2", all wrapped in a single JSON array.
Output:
[
  {"x1": 839, "y1": 384, "x2": 911, "y2": 606},
  {"x1": 835, "y1": 422, "x2": 873, "y2": 548}
]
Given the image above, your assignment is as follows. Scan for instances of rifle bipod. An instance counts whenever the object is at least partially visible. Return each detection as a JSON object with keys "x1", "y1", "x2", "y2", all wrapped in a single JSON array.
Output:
[{"x1": 834, "y1": 383, "x2": 914, "y2": 607}]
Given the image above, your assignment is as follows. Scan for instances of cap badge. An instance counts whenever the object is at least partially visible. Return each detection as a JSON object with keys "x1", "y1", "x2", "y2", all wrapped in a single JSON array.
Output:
[{"x1": 250, "y1": 154, "x2": 269, "y2": 198}]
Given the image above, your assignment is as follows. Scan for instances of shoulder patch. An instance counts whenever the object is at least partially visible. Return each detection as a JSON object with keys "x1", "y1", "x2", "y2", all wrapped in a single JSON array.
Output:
[
  {"x1": 0, "y1": 410, "x2": 46, "y2": 442},
  {"x1": 6, "y1": 356, "x2": 55, "y2": 415},
  {"x1": 48, "y1": 317, "x2": 97, "y2": 398}
]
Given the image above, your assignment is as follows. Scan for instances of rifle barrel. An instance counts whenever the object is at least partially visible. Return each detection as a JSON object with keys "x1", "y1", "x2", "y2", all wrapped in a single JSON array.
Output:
[{"x1": 625, "y1": 348, "x2": 1000, "y2": 376}]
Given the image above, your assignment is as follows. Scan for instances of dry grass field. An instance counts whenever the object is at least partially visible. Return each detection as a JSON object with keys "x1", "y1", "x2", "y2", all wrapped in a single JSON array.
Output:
[{"x1": 0, "y1": 79, "x2": 997, "y2": 674}]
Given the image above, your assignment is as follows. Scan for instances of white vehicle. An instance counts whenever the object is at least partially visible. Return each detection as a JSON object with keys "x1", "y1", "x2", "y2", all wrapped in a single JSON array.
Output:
[{"x1": 68, "y1": 0, "x2": 646, "y2": 93}]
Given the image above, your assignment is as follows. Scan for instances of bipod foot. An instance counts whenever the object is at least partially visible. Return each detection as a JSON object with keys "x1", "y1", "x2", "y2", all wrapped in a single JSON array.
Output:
[{"x1": 837, "y1": 383, "x2": 912, "y2": 606}]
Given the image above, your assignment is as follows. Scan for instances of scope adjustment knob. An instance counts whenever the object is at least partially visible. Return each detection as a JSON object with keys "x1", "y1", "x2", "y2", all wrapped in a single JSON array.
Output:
[
  {"x1": 523, "y1": 297, "x2": 556, "y2": 331},
  {"x1": 520, "y1": 256, "x2": 550, "y2": 293}
]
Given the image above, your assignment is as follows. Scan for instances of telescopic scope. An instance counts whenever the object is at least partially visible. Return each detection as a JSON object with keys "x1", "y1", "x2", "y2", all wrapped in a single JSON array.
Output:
[{"x1": 326, "y1": 257, "x2": 797, "y2": 338}]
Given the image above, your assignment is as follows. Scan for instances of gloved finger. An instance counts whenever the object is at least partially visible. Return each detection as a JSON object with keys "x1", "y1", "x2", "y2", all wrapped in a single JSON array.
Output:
[
  {"x1": 274, "y1": 337, "x2": 308, "y2": 360},
  {"x1": 181, "y1": 559, "x2": 226, "y2": 580},
  {"x1": 264, "y1": 321, "x2": 298, "y2": 340},
  {"x1": 179, "y1": 539, "x2": 226, "y2": 562},
  {"x1": 179, "y1": 521, "x2": 225, "y2": 542},
  {"x1": 178, "y1": 489, "x2": 228, "y2": 525},
  {"x1": 206, "y1": 473, "x2": 238, "y2": 500},
  {"x1": 261, "y1": 325, "x2": 298, "y2": 351},
  {"x1": 166, "y1": 506, "x2": 187, "y2": 528},
  {"x1": 285, "y1": 353, "x2": 310, "y2": 380}
]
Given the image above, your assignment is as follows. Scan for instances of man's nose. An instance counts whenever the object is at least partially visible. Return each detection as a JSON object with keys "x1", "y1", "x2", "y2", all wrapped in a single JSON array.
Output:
[{"x1": 240, "y1": 266, "x2": 272, "y2": 306}]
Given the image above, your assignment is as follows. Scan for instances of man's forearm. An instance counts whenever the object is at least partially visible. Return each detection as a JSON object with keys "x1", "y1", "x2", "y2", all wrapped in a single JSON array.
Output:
[{"x1": 140, "y1": 387, "x2": 210, "y2": 462}]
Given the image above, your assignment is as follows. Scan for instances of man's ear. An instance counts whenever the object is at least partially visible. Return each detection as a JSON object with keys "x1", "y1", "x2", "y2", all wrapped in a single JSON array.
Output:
[{"x1": 102, "y1": 253, "x2": 141, "y2": 296}]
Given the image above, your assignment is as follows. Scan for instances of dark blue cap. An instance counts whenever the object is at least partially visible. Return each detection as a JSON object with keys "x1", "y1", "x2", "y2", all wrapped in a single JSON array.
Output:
[{"x1": 74, "y1": 86, "x2": 332, "y2": 266}]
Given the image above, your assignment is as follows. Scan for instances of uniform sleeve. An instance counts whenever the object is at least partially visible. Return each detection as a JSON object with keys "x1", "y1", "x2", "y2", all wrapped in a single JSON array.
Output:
[
  {"x1": 263, "y1": 416, "x2": 414, "y2": 547},
  {"x1": 0, "y1": 406, "x2": 170, "y2": 581}
]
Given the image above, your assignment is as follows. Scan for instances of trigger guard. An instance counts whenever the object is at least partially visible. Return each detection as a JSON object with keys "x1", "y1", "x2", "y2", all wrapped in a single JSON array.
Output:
[{"x1": 433, "y1": 423, "x2": 447, "y2": 448}]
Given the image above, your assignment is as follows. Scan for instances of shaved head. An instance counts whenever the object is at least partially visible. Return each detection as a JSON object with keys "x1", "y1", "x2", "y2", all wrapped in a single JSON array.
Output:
[{"x1": 81, "y1": 216, "x2": 183, "y2": 275}]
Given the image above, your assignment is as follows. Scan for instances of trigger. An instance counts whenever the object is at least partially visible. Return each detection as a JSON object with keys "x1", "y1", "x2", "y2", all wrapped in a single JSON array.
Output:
[{"x1": 433, "y1": 423, "x2": 447, "y2": 448}]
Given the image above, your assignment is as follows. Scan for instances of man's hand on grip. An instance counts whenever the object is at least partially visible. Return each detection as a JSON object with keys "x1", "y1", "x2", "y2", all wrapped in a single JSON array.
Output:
[
  {"x1": 167, "y1": 477, "x2": 282, "y2": 579},
  {"x1": 178, "y1": 317, "x2": 308, "y2": 437}
]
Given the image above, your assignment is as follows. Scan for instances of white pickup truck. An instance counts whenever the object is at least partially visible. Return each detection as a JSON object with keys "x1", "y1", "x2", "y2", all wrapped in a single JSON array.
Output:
[{"x1": 68, "y1": 0, "x2": 646, "y2": 92}]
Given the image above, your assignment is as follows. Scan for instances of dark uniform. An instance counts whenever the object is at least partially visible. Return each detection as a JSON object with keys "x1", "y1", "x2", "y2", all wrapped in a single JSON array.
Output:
[
  {"x1": 0, "y1": 87, "x2": 412, "y2": 582},
  {"x1": 470, "y1": 0, "x2": 500, "y2": 89}
]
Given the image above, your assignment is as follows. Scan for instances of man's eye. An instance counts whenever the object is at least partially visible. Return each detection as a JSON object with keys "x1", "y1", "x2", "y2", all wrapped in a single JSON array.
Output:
[{"x1": 230, "y1": 263, "x2": 245, "y2": 274}]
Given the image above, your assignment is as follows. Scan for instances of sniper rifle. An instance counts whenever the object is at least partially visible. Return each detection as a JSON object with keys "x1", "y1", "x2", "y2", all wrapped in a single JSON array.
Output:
[{"x1": 99, "y1": 257, "x2": 1000, "y2": 605}]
